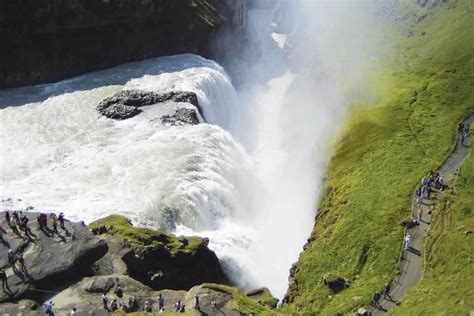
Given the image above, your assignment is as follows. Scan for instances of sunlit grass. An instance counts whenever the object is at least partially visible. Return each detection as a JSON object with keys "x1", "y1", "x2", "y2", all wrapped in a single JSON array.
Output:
[{"x1": 286, "y1": 0, "x2": 474, "y2": 314}]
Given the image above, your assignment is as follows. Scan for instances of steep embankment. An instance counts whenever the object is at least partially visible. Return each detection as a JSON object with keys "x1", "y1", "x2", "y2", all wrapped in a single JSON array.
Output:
[
  {"x1": 285, "y1": 0, "x2": 474, "y2": 314},
  {"x1": 390, "y1": 122, "x2": 473, "y2": 314},
  {"x1": 0, "y1": 0, "x2": 246, "y2": 88}
]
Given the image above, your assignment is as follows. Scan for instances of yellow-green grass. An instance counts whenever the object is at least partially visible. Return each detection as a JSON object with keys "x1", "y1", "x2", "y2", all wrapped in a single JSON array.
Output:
[
  {"x1": 89, "y1": 215, "x2": 204, "y2": 255},
  {"x1": 286, "y1": 0, "x2": 474, "y2": 314},
  {"x1": 389, "y1": 138, "x2": 474, "y2": 315},
  {"x1": 201, "y1": 284, "x2": 274, "y2": 315}
]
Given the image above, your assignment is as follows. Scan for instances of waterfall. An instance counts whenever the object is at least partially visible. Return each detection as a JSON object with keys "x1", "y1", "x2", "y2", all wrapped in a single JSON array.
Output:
[{"x1": 1, "y1": 1, "x2": 384, "y2": 300}]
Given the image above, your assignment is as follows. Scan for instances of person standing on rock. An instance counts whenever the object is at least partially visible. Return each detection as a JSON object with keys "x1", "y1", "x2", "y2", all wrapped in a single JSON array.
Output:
[
  {"x1": 175, "y1": 300, "x2": 181, "y2": 312},
  {"x1": 12, "y1": 211, "x2": 19, "y2": 226},
  {"x1": 0, "y1": 268, "x2": 7, "y2": 290},
  {"x1": 8, "y1": 249, "x2": 15, "y2": 265},
  {"x1": 102, "y1": 292, "x2": 109, "y2": 310},
  {"x1": 58, "y1": 212, "x2": 65, "y2": 229},
  {"x1": 17, "y1": 254, "x2": 26, "y2": 273},
  {"x1": 195, "y1": 295, "x2": 200, "y2": 310},
  {"x1": 5, "y1": 211, "x2": 11, "y2": 226},
  {"x1": 115, "y1": 285, "x2": 123, "y2": 298},
  {"x1": 43, "y1": 301, "x2": 55, "y2": 316},
  {"x1": 157, "y1": 294, "x2": 164, "y2": 311},
  {"x1": 0, "y1": 225, "x2": 6, "y2": 244},
  {"x1": 51, "y1": 213, "x2": 59, "y2": 234}
]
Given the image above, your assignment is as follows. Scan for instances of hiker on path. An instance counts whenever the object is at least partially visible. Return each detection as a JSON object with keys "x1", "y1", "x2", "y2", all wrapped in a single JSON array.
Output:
[
  {"x1": 404, "y1": 234, "x2": 411, "y2": 250},
  {"x1": 372, "y1": 292, "x2": 382, "y2": 309},
  {"x1": 383, "y1": 283, "x2": 391, "y2": 299},
  {"x1": 417, "y1": 208, "x2": 423, "y2": 222},
  {"x1": 415, "y1": 187, "x2": 422, "y2": 205}
]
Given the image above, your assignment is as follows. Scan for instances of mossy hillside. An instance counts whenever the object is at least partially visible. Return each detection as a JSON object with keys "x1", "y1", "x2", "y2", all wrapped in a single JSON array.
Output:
[
  {"x1": 89, "y1": 215, "x2": 203, "y2": 255},
  {"x1": 201, "y1": 284, "x2": 274, "y2": 315},
  {"x1": 389, "y1": 134, "x2": 474, "y2": 315},
  {"x1": 286, "y1": 0, "x2": 474, "y2": 314}
]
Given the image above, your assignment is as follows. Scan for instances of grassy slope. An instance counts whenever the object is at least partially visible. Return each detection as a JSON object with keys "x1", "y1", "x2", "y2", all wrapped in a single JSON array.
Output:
[
  {"x1": 286, "y1": 0, "x2": 474, "y2": 314},
  {"x1": 390, "y1": 135, "x2": 474, "y2": 315}
]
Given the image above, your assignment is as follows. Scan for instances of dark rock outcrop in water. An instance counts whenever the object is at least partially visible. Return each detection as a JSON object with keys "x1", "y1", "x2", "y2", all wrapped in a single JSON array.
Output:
[
  {"x1": 97, "y1": 90, "x2": 201, "y2": 121},
  {"x1": 0, "y1": 0, "x2": 248, "y2": 88},
  {"x1": 161, "y1": 107, "x2": 200, "y2": 126},
  {"x1": 0, "y1": 211, "x2": 108, "y2": 303}
]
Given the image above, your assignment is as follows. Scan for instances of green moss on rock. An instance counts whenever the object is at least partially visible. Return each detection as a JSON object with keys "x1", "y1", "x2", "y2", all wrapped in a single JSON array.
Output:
[{"x1": 89, "y1": 215, "x2": 203, "y2": 255}]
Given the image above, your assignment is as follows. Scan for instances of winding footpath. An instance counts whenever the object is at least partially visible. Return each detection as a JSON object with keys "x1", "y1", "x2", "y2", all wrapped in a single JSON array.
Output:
[{"x1": 367, "y1": 113, "x2": 474, "y2": 315}]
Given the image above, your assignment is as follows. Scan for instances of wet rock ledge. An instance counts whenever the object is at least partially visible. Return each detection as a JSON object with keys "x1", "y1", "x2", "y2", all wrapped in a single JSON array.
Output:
[{"x1": 97, "y1": 89, "x2": 203, "y2": 124}]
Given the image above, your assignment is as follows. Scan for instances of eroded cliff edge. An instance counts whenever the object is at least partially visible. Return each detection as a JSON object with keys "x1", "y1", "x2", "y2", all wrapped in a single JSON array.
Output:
[{"x1": 0, "y1": 0, "x2": 248, "y2": 88}]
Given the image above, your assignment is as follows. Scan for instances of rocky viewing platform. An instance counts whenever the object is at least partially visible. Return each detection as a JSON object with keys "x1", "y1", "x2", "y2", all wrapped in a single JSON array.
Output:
[{"x1": 0, "y1": 211, "x2": 277, "y2": 314}]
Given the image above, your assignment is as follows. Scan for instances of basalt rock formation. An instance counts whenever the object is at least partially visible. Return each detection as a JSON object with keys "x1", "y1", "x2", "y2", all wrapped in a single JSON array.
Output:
[{"x1": 89, "y1": 215, "x2": 228, "y2": 290}]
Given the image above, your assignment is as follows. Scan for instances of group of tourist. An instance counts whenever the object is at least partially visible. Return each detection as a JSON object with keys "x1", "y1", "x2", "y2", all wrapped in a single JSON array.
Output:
[
  {"x1": 459, "y1": 122, "x2": 470, "y2": 146},
  {"x1": 2, "y1": 210, "x2": 33, "y2": 238},
  {"x1": 100, "y1": 290, "x2": 200, "y2": 313},
  {"x1": 416, "y1": 170, "x2": 445, "y2": 205}
]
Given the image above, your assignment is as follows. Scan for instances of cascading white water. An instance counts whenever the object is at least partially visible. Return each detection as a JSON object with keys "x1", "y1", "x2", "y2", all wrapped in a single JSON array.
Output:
[
  {"x1": 0, "y1": 54, "x2": 251, "y2": 230},
  {"x1": 1, "y1": 1, "x2": 384, "y2": 300}
]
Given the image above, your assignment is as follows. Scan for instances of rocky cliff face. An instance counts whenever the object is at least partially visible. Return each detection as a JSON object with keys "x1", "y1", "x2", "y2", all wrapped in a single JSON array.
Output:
[{"x1": 0, "y1": 0, "x2": 248, "y2": 88}]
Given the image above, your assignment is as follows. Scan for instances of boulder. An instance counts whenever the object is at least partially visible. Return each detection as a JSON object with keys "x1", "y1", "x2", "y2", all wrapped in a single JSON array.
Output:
[
  {"x1": 89, "y1": 215, "x2": 228, "y2": 290},
  {"x1": 96, "y1": 90, "x2": 202, "y2": 121},
  {"x1": 0, "y1": 211, "x2": 108, "y2": 303},
  {"x1": 323, "y1": 273, "x2": 350, "y2": 293},
  {"x1": 161, "y1": 107, "x2": 200, "y2": 126}
]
